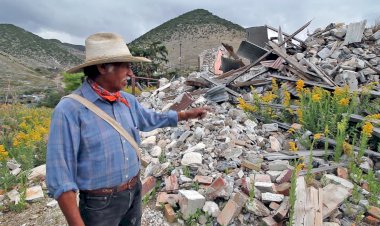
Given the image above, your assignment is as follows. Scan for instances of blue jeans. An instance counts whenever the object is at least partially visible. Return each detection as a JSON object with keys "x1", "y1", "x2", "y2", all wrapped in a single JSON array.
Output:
[{"x1": 79, "y1": 180, "x2": 142, "y2": 226}]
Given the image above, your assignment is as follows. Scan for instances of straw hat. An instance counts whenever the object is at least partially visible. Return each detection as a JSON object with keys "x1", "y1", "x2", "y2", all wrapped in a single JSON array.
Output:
[{"x1": 66, "y1": 32, "x2": 151, "y2": 73}]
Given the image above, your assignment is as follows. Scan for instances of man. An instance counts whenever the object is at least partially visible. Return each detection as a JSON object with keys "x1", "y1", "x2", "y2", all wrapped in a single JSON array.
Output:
[{"x1": 46, "y1": 32, "x2": 208, "y2": 226}]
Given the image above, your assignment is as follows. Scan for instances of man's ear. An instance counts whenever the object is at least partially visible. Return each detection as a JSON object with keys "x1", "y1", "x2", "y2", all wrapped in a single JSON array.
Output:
[{"x1": 97, "y1": 64, "x2": 106, "y2": 75}]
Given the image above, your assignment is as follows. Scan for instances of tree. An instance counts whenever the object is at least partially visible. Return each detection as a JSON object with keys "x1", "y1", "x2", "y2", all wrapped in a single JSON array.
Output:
[{"x1": 63, "y1": 72, "x2": 84, "y2": 92}]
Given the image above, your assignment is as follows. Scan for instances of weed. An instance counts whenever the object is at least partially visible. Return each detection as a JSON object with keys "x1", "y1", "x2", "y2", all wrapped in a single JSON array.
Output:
[{"x1": 183, "y1": 166, "x2": 191, "y2": 178}]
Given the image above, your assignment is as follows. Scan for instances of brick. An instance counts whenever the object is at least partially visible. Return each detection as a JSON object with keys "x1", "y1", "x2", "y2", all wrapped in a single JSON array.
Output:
[
  {"x1": 217, "y1": 192, "x2": 248, "y2": 226},
  {"x1": 142, "y1": 176, "x2": 156, "y2": 197},
  {"x1": 273, "y1": 197, "x2": 289, "y2": 222},
  {"x1": 368, "y1": 206, "x2": 380, "y2": 220},
  {"x1": 178, "y1": 190, "x2": 205, "y2": 219},
  {"x1": 262, "y1": 216, "x2": 280, "y2": 226},
  {"x1": 164, "y1": 174, "x2": 178, "y2": 191},
  {"x1": 205, "y1": 176, "x2": 227, "y2": 200},
  {"x1": 255, "y1": 182, "x2": 274, "y2": 193},
  {"x1": 364, "y1": 215, "x2": 380, "y2": 225},
  {"x1": 267, "y1": 171, "x2": 282, "y2": 182},
  {"x1": 269, "y1": 202, "x2": 280, "y2": 210},
  {"x1": 241, "y1": 159, "x2": 261, "y2": 171},
  {"x1": 336, "y1": 167, "x2": 348, "y2": 179},
  {"x1": 274, "y1": 182, "x2": 291, "y2": 196},
  {"x1": 255, "y1": 174, "x2": 272, "y2": 183},
  {"x1": 194, "y1": 175, "x2": 213, "y2": 185},
  {"x1": 156, "y1": 192, "x2": 179, "y2": 208},
  {"x1": 261, "y1": 193, "x2": 284, "y2": 203},
  {"x1": 163, "y1": 204, "x2": 177, "y2": 223},
  {"x1": 275, "y1": 169, "x2": 292, "y2": 183}
]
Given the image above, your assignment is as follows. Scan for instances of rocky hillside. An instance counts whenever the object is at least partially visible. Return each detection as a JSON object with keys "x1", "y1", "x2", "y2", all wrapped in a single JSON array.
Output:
[
  {"x1": 0, "y1": 24, "x2": 84, "y2": 94},
  {"x1": 131, "y1": 9, "x2": 246, "y2": 70}
]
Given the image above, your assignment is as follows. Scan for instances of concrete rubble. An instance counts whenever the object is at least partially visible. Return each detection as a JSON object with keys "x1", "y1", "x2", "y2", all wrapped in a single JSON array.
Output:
[{"x1": 1, "y1": 20, "x2": 379, "y2": 226}]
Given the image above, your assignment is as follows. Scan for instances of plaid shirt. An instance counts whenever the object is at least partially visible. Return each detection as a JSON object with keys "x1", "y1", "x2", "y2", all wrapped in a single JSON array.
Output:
[{"x1": 46, "y1": 80, "x2": 178, "y2": 199}]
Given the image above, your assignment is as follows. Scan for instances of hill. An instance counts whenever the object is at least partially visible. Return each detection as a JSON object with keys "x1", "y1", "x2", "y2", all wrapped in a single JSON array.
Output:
[
  {"x1": 131, "y1": 9, "x2": 246, "y2": 70},
  {"x1": 0, "y1": 24, "x2": 84, "y2": 95}
]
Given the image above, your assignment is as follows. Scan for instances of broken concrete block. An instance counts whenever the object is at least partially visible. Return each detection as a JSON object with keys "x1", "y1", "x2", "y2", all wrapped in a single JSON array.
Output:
[
  {"x1": 262, "y1": 215, "x2": 280, "y2": 226},
  {"x1": 367, "y1": 206, "x2": 380, "y2": 220},
  {"x1": 273, "y1": 197, "x2": 289, "y2": 222},
  {"x1": 322, "y1": 174, "x2": 354, "y2": 190},
  {"x1": 28, "y1": 164, "x2": 46, "y2": 180},
  {"x1": 269, "y1": 136, "x2": 281, "y2": 152},
  {"x1": 141, "y1": 136, "x2": 156, "y2": 147},
  {"x1": 150, "y1": 146, "x2": 162, "y2": 157},
  {"x1": 275, "y1": 182, "x2": 291, "y2": 196},
  {"x1": 334, "y1": 70, "x2": 359, "y2": 91},
  {"x1": 6, "y1": 189, "x2": 20, "y2": 203},
  {"x1": 205, "y1": 176, "x2": 233, "y2": 200},
  {"x1": 267, "y1": 160, "x2": 289, "y2": 171},
  {"x1": 181, "y1": 152, "x2": 202, "y2": 167},
  {"x1": 261, "y1": 193, "x2": 284, "y2": 203},
  {"x1": 254, "y1": 182, "x2": 274, "y2": 193},
  {"x1": 26, "y1": 185, "x2": 44, "y2": 201},
  {"x1": 245, "y1": 198, "x2": 270, "y2": 217},
  {"x1": 269, "y1": 202, "x2": 280, "y2": 210},
  {"x1": 364, "y1": 215, "x2": 380, "y2": 225},
  {"x1": 337, "y1": 167, "x2": 349, "y2": 179},
  {"x1": 267, "y1": 171, "x2": 282, "y2": 182},
  {"x1": 254, "y1": 174, "x2": 272, "y2": 183},
  {"x1": 262, "y1": 123, "x2": 278, "y2": 132},
  {"x1": 179, "y1": 190, "x2": 205, "y2": 220},
  {"x1": 241, "y1": 159, "x2": 262, "y2": 171},
  {"x1": 322, "y1": 184, "x2": 351, "y2": 219},
  {"x1": 202, "y1": 201, "x2": 220, "y2": 217},
  {"x1": 46, "y1": 199, "x2": 58, "y2": 208},
  {"x1": 194, "y1": 175, "x2": 213, "y2": 185}
]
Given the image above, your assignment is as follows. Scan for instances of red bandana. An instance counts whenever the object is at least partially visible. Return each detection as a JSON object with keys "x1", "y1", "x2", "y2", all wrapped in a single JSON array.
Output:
[{"x1": 88, "y1": 79, "x2": 130, "y2": 108}]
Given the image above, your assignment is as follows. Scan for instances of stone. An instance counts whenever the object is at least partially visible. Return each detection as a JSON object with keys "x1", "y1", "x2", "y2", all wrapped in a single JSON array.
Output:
[
  {"x1": 140, "y1": 92, "x2": 151, "y2": 98},
  {"x1": 269, "y1": 202, "x2": 280, "y2": 210},
  {"x1": 10, "y1": 167, "x2": 21, "y2": 176},
  {"x1": 217, "y1": 192, "x2": 248, "y2": 226},
  {"x1": 267, "y1": 160, "x2": 289, "y2": 171},
  {"x1": 6, "y1": 189, "x2": 20, "y2": 203},
  {"x1": 269, "y1": 136, "x2": 281, "y2": 152},
  {"x1": 262, "y1": 123, "x2": 278, "y2": 132},
  {"x1": 46, "y1": 200, "x2": 58, "y2": 208},
  {"x1": 179, "y1": 175, "x2": 192, "y2": 183},
  {"x1": 194, "y1": 175, "x2": 213, "y2": 185},
  {"x1": 323, "y1": 223, "x2": 340, "y2": 226},
  {"x1": 364, "y1": 215, "x2": 380, "y2": 225},
  {"x1": 359, "y1": 160, "x2": 371, "y2": 173},
  {"x1": 142, "y1": 176, "x2": 157, "y2": 197},
  {"x1": 261, "y1": 193, "x2": 284, "y2": 203},
  {"x1": 254, "y1": 174, "x2": 272, "y2": 183},
  {"x1": 156, "y1": 192, "x2": 179, "y2": 207},
  {"x1": 318, "y1": 47, "x2": 332, "y2": 59},
  {"x1": 367, "y1": 206, "x2": 380, "y2": 220},
  {"x1": 255, "y1": 182, "x2": 274, "y2": 193},
  {"x1": 150, "y1": 146, "x2": 162, "y2": 157},
  {"x1": 141, "y1": 136, "x2": 156, "y2": 147},
  {"x1": 181, "y1": 152, "x2": 202, "y2": 167},
  {"x1": 184, "y1": 142, "x2": 206, "y2": 153},
  {"x1": 163, "y1": 204, "x2": 177, "y2": 223},
  {"x1": 373, "y1": 30, "x2": 380, "y2": 40},
  {"x1": 267, "y1": 171, "x2": 282, "y2": 182},
  {"x1": 216, "y1": 161, "x2": 238, "y2": 172},
  {"x1": 334, "y1": 70, "x2": 359, "y2": 91},
  {"x1": 164, "y1": 174, "x2": 178, "y2": 192},
  {"x1": 205, "y1": 176, "x2": 233, "y2": 200},
  {"x1": 193, "y1": 127, "x2": 205, "y2": 140},
  {"x1": 337, "y1": 167, "x2": 349, "y2": 179},
  {"x1": 141, "y1": 129, "x2": 160, "y2": 138},
  {"x1": 178, "y1": 190, "x2": 206, "y2": 219},
  {"x1": 28, "y1": 164, "x2": 46, "y2": 180},
  {"x1": 275, "y1": 169, "x2": 292, "y2": 183},
  {"x1": 7, "y1": 161, "x2": 21, "y2": 170},
  {"x1": 178, "y1": 131, "x2": 192, "y2": 143},
  {"x1": 241, "y1": 159, "x2": 261, "y2": 171},
  {"x1": 245, "y1": 198, "x2": 270, "y2": 217},
  {"x1": 202, "y1": 201, "x2": 220, "y2": 217},
  {"x1": 322, "y1": 174, "x2": 354, "y2": 190},
  {"x1": 295, "y1": 53, "x2": 305, "y2": 61},
  {"x1": 26, "y1": 185, "x2": 44, "y2": 201},
  {"x1": 223, "y1": 149, "x2": 243, "y2": 159}
]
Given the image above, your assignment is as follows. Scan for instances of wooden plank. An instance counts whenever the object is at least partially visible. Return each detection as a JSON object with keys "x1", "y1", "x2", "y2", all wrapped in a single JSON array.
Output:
[
  {"x1": 266, "y1": 24, "x2": 306, "y2": 47},
  {"x1": 303, "y1": 59, "x2": 337, "y2": 86},
  {"x1": 199, "y1": 73, "x2": 241, "y2": 97},
  {"x1": 299, "y1": 163, "x2": 346, "y2": 176},
  {"x1": 294, "y1": 176, "x2": 307, "y2": 226},
  {"x1": 221, "y1": 20, "x2": 312, "y2": 84},
  {"x1": 320, "y1": 137, "x2": 380, "y2": 158},
  {"x1": 304, "y1": 187, "x2": 323, "y2": 226}
]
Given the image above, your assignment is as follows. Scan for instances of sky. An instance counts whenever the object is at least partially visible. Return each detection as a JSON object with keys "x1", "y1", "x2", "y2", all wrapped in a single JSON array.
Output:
[{"x1": 1, "y1": 0, "x2": 379, "y2": 45}]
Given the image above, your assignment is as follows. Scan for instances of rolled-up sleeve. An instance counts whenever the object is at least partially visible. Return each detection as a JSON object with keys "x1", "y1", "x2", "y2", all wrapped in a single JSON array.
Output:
[
  {"x1": 129, "y1": 95, "x2": 178, "y2": 131},
  {"x1": 46, "y1": 104, "x2": 80, "y2": 199}
]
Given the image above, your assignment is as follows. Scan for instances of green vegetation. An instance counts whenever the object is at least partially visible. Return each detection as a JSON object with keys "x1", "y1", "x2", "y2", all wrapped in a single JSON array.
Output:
[{"x1": 132, "y1": 9, "x2": 244, "y2": 45}]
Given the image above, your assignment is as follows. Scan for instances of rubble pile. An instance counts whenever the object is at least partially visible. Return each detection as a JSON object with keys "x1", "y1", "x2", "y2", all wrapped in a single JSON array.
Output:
[{"x1": 1, "y1": 20, "x2": 380, "y2": 226}]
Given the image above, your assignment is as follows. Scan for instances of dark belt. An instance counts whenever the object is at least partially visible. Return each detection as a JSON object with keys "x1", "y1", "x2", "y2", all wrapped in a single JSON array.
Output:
[{"x1": 81, "y1": 172, "x2": 140, "y2": 195}]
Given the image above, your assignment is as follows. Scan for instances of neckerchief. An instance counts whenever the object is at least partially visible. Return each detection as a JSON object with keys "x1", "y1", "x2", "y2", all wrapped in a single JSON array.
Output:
[{"x1": 88, "y1": 79, "x2": 130, "y2": 108}]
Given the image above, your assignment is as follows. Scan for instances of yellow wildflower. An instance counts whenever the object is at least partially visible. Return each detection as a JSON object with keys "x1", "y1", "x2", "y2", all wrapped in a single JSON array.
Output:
[
  {"x1": 314, "y1": 133, "x2": 323, "y2": 140},
  {"x1": 0, "y1": 145, "x2": 9, "y2": 161},
  {"x1": 366, "y1": 114, "x2": 380, "y2": 120},
  {"x1": 324, "y1": 126, "x2": 329, "y2": 134},
  {"x1": 271, "y1": 78, "x2": 278, "y2": 92},
  {"x1": 237, "y1": 97, "x2": 257, "y2": 112},
  {"x1": 287, "y1": 127, "x2": 295, "y2": 134},
  {"x1": 296, "y1": 163, "x2": 305, "y2": 174},
  {"x1": 342, "y1": 142, "x2": 353, "y2": 156},
  {"x1": 283, "y1": 91, "x2": 291, "y2": 107},
  {"x1": 289, "y1": 141, "x2": 298, "y2": 152},
  {"x1": 311, "y1": 94, "x2": 321, "y2": 102},
  {"x1": 297, "y1": 109, "x2": 303, "y2": 123},
  {"x1": 296, "y1": 80, "x2": 304, "y2": 93},
  {"x1": 261, "y1": 92, "x2": 277, "y2": 103},
  {"x1": 362, "y1": 122, "x2": 374, "y2": 137},
  {"x1": 339, "y1": 98, "x2": 350, "y2": 106}
]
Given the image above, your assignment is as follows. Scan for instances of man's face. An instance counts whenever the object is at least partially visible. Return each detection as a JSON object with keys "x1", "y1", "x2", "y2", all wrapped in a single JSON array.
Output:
[{"x1": 101, "y1": 62, "x2": 134, "y2": 92}]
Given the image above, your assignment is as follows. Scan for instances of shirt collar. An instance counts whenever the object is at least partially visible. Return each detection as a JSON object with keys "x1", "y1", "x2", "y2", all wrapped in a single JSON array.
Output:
[{"x1": 78, "y1": 79, "x2": 102, "y2": 103}]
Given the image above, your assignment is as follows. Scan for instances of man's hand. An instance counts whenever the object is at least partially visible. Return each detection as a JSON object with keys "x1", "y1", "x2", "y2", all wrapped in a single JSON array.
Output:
[
  {"x1": 58, "y1": 191, "x2": 85, "y2": 226},
  {"x1": 178, "y1": 107, "x2": 210, "y2": 121}
]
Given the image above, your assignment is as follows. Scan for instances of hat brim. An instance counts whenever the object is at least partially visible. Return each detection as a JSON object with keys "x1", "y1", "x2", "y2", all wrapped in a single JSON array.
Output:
[{"x1": 66, "y1": 55, "x2": 151, "y2": 73}]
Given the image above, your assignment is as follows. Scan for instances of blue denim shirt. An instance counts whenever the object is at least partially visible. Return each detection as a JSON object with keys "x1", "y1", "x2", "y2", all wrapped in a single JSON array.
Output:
[{"x1": 46, "y1": 80, "x2": 178, "y2": 199}]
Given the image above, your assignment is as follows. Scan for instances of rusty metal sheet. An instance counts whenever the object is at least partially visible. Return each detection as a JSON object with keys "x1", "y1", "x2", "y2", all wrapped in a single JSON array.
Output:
[
  {"x1": 169, "y1": 93, "x2": 194, "y2": 111},
  {"x1": 246, "y1": 26, "x2": 268, "y2": 48}
]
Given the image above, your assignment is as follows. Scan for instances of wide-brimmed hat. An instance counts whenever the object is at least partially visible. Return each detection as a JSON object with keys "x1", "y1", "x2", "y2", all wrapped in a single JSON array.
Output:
[{"x1": 66, "y1": 32, "x2": 151, "y2": 73}]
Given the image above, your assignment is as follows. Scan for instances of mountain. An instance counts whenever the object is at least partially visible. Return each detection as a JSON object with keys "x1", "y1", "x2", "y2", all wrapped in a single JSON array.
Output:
[
  {"x1": 131, "y1": 9, "x2": 246, "y2": 70},
  {"x1": 0, "y1": 24, "x2": 84, "y2": 94}
]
